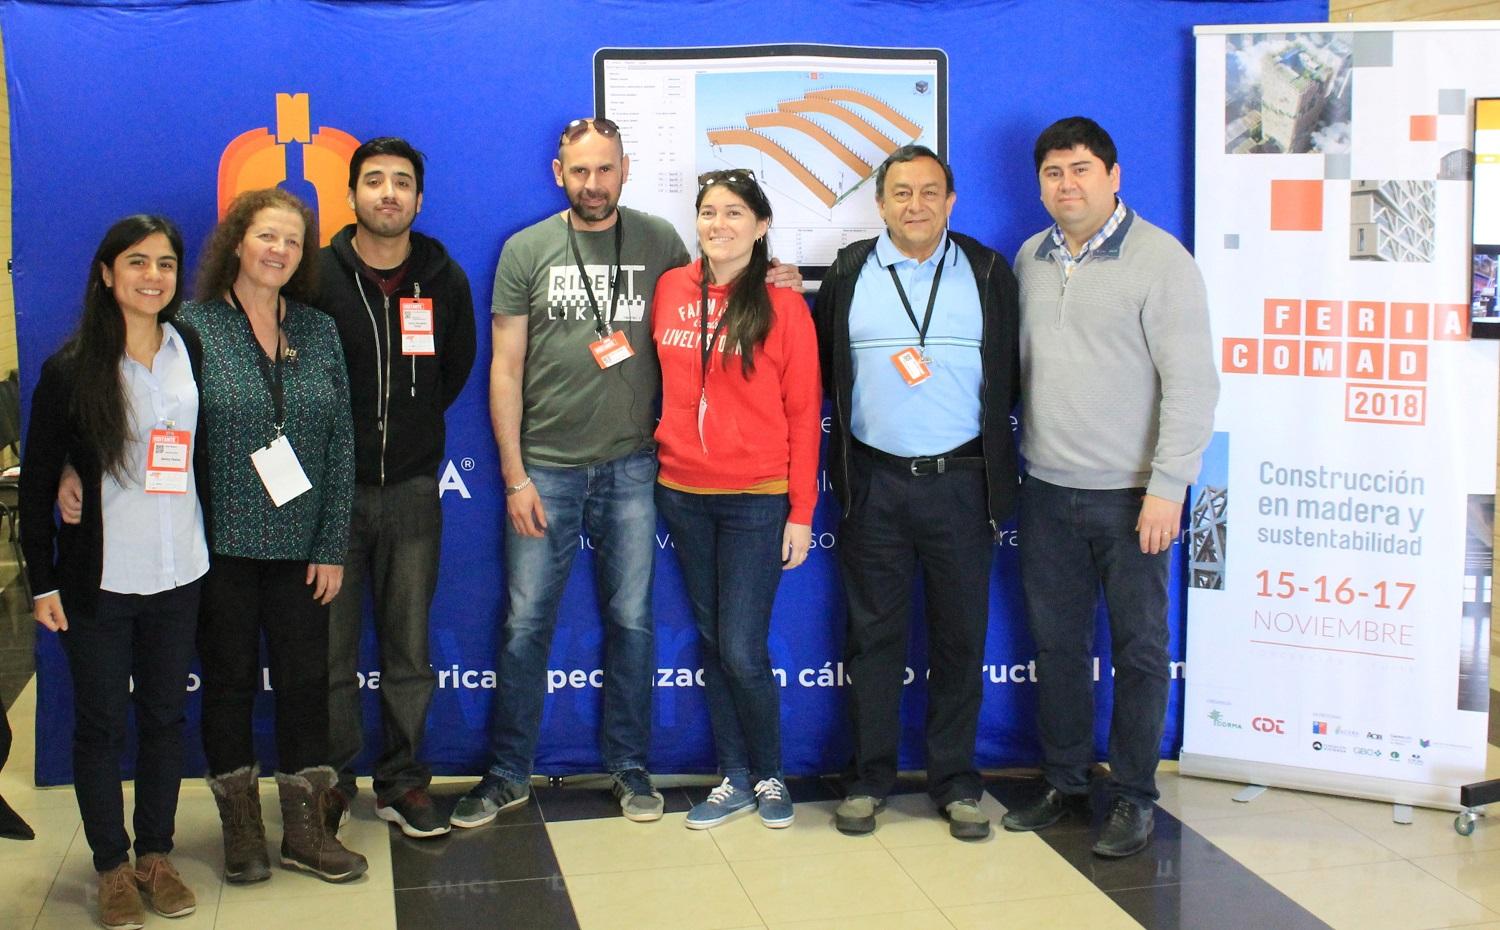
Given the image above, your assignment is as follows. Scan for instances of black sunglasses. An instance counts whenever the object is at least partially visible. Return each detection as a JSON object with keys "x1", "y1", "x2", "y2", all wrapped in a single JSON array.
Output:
[
  {"x1": 697, "y1": 168, "x2": 757, "y2": 188},
  {"x1": 560, "y1": 117, "x2": 620, "y2": 145}
]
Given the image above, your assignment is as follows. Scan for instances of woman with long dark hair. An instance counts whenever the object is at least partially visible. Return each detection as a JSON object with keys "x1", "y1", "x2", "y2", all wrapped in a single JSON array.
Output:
[
  {"x1": 179, "y1": 188, "x2": 364, "y2": 884},
  {"x1": 651, "y1": 170, "x2": 822, "y2": 830},
  {"x1": 21, "y1": 215, "x2": 206, "y2": 929}
]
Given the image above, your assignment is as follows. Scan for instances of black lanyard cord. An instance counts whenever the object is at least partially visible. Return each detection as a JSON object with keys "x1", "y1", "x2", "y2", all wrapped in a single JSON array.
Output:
[
  {"x1": 566, "y1": 212, "x2": 624, "y2": 338},
  {"x1": 887, "y1": 238, "x2": 950, "y2": 354},
  {"x1": 229, "y1": 288, "x2": 286, "y2": 438}
]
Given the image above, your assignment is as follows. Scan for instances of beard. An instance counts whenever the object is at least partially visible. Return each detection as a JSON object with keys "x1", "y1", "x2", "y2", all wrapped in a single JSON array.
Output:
[
  {"x1": 355, "y1": 202, "x2": 416, "y2": 239},
  {"x1": 568, "y1": 188, "x2": 619, "y2": 224}
]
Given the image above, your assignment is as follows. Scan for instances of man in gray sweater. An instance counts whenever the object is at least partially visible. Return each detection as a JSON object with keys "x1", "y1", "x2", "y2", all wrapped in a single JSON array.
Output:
[{"x1": 1000, "y1": 117, "x2": 1218, "y2": 858}]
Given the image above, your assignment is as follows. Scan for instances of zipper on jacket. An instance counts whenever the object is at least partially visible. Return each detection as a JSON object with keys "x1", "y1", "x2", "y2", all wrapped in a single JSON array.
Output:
[
  {"x1": 410, "y1": 282, "x2": 420, "y2": 398},
  {"x1": 354, "y1": 273, "x2": 391, "y2": 486},
  {"x1": 379, "y1": 292, "x2": 393, "y2": 485}
]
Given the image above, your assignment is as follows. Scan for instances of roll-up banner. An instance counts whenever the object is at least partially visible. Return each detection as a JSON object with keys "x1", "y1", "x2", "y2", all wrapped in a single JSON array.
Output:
[{"x1": 1184, "y1": 22, "x2": 1500, "y2": 808}]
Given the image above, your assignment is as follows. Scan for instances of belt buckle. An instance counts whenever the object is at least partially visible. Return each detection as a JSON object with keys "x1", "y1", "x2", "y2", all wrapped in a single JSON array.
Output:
[{"x1": 910, "y1": 456, "x2": 944, "y2": 477}]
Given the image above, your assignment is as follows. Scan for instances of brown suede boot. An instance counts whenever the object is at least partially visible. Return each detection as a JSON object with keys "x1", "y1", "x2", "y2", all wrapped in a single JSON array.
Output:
[
  {"x1": 135, "y1": 852, "x2": 196, "y2": 917},
  {"x1": 276, "y1": 766, "x2": 368, "y2": 883},
  {"x1": 207, "y1": 764, "x2": 271, "y2": 884},
  {"x1": 97, "y1": 861, "x2": 145, "y2": 930}
]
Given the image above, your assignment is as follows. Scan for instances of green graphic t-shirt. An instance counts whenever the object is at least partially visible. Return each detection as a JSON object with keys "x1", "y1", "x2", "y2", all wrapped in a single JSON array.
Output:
[{"x1": 492, "y1": 205, "x2": 689, "y2": 467}]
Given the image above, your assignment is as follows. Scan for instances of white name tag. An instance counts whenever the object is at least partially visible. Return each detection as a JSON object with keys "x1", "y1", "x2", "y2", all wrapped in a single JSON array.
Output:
[{"x1": 249, "y1": 434, "x2": 312, "y2": 507}]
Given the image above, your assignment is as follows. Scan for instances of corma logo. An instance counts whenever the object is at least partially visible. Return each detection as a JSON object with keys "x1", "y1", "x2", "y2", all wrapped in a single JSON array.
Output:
[
  {"x1": 218, "y1": 93, "x2": 358, "y2": 246},
  {"x1": 1208, "y1": 710, "x2": 1243, "y2": 729}
]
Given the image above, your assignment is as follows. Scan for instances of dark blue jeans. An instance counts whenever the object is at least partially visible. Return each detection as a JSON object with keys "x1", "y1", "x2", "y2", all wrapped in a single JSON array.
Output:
[
  {"x1": 487, "y1": 449, "x2": 657, "y2": 781},
  {"x1": 61, "y1": 579, "x2": 201, "y2": 872},
  {"x1": 656, "y1": 486, "x2": 789, "y2": 785},
  {"x1": 1018, "y1": 476, "x2": 1171, "y2": 805},
  {"x1": 329, "y1": 475, "x2": 441, "y2": 803}
]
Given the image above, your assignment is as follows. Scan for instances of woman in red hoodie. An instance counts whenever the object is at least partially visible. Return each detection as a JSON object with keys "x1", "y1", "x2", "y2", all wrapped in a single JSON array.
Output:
[{"x1": 653, "y1": 169, "x2": 821, "y2": 831}]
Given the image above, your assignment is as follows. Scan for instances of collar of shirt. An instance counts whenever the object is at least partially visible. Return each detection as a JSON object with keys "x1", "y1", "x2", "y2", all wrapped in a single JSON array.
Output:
[
  {"x1": 873, "y1": 229, "x2": 953, "y2": 270},
  {"x1": 1050, "y1": 198, "x2": 1127, "y2": 277},
  {"x1": 119, "y1": 321, "x2": 186, "y2": 377}
]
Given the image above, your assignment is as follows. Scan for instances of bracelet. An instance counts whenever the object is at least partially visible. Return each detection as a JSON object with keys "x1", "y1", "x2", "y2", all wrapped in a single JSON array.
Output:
[{"x1": 505, "y1": 476, "x2": 533, "y2": 496}]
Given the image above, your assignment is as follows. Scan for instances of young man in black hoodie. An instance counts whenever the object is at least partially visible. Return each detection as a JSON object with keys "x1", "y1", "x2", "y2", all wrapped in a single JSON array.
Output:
[{"x1": 317, "y1": 137, "x2": 476, "y2": 838}]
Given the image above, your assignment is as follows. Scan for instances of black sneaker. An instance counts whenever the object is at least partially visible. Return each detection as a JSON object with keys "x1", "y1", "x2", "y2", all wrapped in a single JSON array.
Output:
[
  {"x1": 1092, "y1": 798, "x2": 1153, "y2": 858},
  {"x1": 610, "y1": 768, "x2": 665, "y2": 822},
  {"x1": 377, "y1": 788, "x2": 452, "y2": 839},
  {"x1": 1001, "y1": 786, "x2": 1087, "y2": 832},
  {"x1": 450, "y1": 774, "x2": 529, "y2": 828}
]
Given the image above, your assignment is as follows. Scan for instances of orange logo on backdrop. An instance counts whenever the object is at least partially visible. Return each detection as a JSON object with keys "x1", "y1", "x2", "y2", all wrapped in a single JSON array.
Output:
[{"x1": 217, "y1": 93, "x2": 358, "y2": 247}]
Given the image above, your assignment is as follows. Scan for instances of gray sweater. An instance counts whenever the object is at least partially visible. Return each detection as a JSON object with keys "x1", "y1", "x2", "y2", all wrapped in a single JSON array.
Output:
[{"x1": 1015, "y1": 208, "x2": 1218, "y2": 501}]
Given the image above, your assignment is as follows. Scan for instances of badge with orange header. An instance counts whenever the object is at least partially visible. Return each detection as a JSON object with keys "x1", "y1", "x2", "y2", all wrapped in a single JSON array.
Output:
[
  {"x1": 891, "y1": 347, "x2": 932, "y2": 386},
  {"x1": 589, "y1": 330, "x2": 635, "y2": 369},
  {"x1": 399, "y1": 298, "x2": 435, "y2": 356},
  {"x1": 145, "y1": 428, "x2": 191, "y2": 494}
]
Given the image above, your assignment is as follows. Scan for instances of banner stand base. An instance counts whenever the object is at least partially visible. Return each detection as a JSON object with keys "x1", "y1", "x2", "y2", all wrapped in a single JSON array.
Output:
[{"x1": 1179, "y1": 751, "x2": 1462, "y2": 813}]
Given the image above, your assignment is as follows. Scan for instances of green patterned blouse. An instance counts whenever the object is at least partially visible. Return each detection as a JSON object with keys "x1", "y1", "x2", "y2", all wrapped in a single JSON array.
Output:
[{"x1": 178, "y1": 298, "x2": 354, "y2": 563}]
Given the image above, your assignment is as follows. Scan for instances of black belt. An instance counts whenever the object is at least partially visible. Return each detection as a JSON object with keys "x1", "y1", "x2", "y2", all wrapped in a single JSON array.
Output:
[{"x1": 854, "y1": 438, "x2": 984, "y2": 477}]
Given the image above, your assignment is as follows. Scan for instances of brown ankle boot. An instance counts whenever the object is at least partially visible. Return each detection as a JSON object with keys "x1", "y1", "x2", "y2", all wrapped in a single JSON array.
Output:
[
  {"x1": 276, "y1": 766, "x2": 368, "y2": 883},
  {"x1": 97, "y1": 861, "x2": 145, "y2": 930},
  {"x1": 207, "y1": 764, "x2": 271, "y2": 883},
  {"x1": 135, "y1": 852, "x2": 196, "y2": 917}
]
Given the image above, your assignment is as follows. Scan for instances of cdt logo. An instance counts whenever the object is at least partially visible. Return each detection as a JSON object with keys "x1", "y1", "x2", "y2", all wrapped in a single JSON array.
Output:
[
  {"x1": 218, "y1": 93, "x2": 358, "y2": 246},
  {"x1": 1252, "y1": 716, "x2": 1286, "y2": 734}
]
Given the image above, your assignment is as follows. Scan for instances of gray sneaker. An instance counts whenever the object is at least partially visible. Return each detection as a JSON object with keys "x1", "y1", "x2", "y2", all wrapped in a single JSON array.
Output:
[
  {"x1": 449, "y1": 775, "x2": 529, "y2": 828},
  {"x1": 942, "y1": 798, "x2": 991, "y2": 841},
  {"x1": 834, "y1": 795, "x2": 885, "y2": 835},
  {"x1": 610, "y1": 768, "x2": 664, "y2": 822}
]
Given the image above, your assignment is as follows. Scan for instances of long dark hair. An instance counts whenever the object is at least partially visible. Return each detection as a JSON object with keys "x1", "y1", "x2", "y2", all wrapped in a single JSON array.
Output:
[
  {"x1": 63, "y1": 214, "x2": 186, "y2": 481},
  {"x1": 697, "y1": 172, "x2": 773, "y2": 374},
  {"x1": 194, "y1": 187, "x2": 319, "y2": 302}
]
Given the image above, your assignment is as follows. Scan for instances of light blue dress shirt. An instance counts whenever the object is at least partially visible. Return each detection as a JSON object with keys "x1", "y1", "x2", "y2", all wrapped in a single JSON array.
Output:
[
  {"x1": 99, "y1": 322, "x2": 210, "y2": 594},
  {"x1": 848, "y1": 231, "x2": 984, "y2": 456}
]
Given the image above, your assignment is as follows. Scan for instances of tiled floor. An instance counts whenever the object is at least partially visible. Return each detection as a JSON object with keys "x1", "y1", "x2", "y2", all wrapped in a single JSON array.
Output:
[{"x1": 2, "y1": 673, "x2": 1500, "y2": 928}]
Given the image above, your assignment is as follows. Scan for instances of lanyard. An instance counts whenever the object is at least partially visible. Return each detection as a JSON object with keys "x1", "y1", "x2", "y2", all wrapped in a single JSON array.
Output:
[
  {"x1": 566, "y1": 212, "x2": 624, "y2": 337},
  {"x1": 698, "y1": 268, "x2": 730, "y2": 388},
  {"x1": 229, "y1": 289, "x2": 286, "y2": 438},
  {"x1": 887, "y1": 239, "x2": 950, "y2": 354}
]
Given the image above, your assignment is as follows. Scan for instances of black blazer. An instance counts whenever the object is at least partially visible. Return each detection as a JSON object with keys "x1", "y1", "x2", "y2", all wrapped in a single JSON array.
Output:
[
  {"x1": 812, "y1": 231, "x2": 1022, "y2": 529},
  {"x1": 20, "y1": 321, "x2": 208, "y2": 615}
]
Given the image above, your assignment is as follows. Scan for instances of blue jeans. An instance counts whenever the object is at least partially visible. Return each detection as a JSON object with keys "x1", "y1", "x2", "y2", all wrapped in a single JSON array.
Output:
[
  {"x1": 656, "y1": 487, "x2": 788, "y2": 785},
  {"x1": 1018, "y1": 476, "x2": 1171, "y2": 805},
  {"x1": 487, "y1": 449, "x2": 657, "y2": 781}
]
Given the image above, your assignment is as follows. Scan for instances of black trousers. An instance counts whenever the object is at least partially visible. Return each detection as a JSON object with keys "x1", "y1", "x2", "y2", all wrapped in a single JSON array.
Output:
[
  {"x1": 328, "y1": 476, "x2": 440, "y2": 803},
  {"x1": 199, "y1": 556, "x2": 330, "y2": 776},
  {"x1": 838, "y1": 447, "x2": 995, "y2": 806},
  {"x1": 61, "y1": 580, "x2": 201, "y2": 872}
]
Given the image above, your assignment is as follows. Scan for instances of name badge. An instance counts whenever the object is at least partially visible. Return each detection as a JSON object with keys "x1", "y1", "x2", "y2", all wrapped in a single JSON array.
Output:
[
  {"x1": 400, "y1": 297, "x2": 435, "y2": 356},
  {"x1": 249, "y1": 434, "x2": 312, "y2": 507},
  {"x1": 145, "y1": 428, "x2": 191, "y2": 494},
  {"x1": 589, "y1": 330, "x2": 635, "y2": 369},
  {"x1": 891, "y1": 347, "x2": 932, "y2": 387}
]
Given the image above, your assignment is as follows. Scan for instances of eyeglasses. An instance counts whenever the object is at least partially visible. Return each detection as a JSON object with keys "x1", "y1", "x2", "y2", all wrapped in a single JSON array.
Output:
[
  {"x1": 697, "y1": 168, "x2": 757, "y2": 188},
  {"x1": 560, "y1": 117, "x2": 620, "y2": 145}
]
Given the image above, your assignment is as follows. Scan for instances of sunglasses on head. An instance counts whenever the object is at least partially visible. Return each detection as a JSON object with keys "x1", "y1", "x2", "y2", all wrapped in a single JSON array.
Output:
[
  {"x1": 560, "y1": 117, "x2": 620, "y2": 145},
  {"x1": 697, "y1": 168, "x2": 758, "y2": 188}
]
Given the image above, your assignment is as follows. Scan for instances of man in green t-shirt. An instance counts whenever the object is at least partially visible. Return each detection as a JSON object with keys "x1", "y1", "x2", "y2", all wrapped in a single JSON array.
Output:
[{"x1": 453, "y1": 117, "x2": 687, "y2": 826}]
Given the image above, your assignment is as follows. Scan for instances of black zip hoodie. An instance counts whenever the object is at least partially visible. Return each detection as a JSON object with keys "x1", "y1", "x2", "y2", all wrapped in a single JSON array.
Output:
[{"x1": 316, "y1": 224, "x2": 477, "y2": 486}]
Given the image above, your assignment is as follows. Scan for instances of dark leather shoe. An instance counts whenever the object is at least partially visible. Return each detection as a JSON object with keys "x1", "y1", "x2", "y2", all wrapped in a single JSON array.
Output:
[
  {"x1": 1092, "y1": 798, "x2": 1153, "y2": 858},
  {"x1": 0, "y1": 793, "x2": 33, "y2": 840},
  {"x1": 1000, "y1": 786, "x2": 1086, "y2": 832}
]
